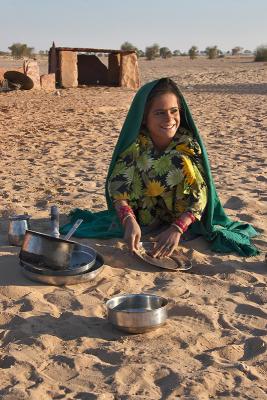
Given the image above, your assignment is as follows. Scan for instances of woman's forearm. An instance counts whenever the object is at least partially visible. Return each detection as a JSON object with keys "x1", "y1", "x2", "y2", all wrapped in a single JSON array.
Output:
[{"x1": 114, "y1": 200, "x2": 136, "y2": 226}]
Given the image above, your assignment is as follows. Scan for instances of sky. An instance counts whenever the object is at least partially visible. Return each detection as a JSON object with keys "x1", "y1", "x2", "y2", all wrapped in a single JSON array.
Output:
[{"x1": 1, "y1": 0, "x2": 267, "y2": 53}]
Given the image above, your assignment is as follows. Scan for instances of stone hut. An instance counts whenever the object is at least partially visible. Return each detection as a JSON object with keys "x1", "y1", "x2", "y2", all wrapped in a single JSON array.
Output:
[{"x1": 48, "y1": 43, "x2": 140, "y2": 90}]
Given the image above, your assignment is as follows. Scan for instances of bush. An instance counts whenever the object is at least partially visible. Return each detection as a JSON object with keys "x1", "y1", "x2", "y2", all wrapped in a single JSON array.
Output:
[
  {"x1": 159, "y1": 47, "x2": 172, "y2": 59},
  {"x1": 120, "y1": 41, "x2": 137, "y2": 51},
  {"x1": 145, "y1": 44, "x2": 160, "y2": 60},
  {"x1": 205, "y1": 46, "x2": 220, "y2": 59},
  {"x1": 188, "y1": 46, "x2": 198, "y2": 60},
  {"x1": 254, "y1": 45, "x2": 267, "y2": 61},
  {"x1": 8, "y1": 43, "x2": 35, "y2": 58}
]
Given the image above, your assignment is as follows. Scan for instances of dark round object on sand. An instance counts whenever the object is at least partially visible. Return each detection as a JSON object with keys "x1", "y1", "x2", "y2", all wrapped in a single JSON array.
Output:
[{"x1": 4, "y1": 70, "x2": 34, "y2": 90}]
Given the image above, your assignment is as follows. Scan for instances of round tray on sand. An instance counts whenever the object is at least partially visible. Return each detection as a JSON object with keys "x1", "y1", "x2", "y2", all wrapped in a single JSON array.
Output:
[
  {"x1": 21, "y1": 253, "x2": 105, "y2": 285},
  {"x1": 135, "y1": 242, "x2": 192, "y2": 271}
]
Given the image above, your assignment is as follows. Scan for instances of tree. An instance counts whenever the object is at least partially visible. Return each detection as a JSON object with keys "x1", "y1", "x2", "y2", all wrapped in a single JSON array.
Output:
[
  {"x1": 232, "y1": 46, "x2": 243, "y2": 55},
  {"x1": 159, "y1": 47, "x2": 172, "y2": 59},
  {"x1": 254, "y1": 45, "x2": 267, "y2": 61},
  {"x1": 173, "y1": 50, "x2": 181, "y2": 56},
  {"x1": 120, "y1": 41, "x2": 137, "y2": 51},
  {"x1": 8, "y1": 43, "x2": 35, "y2": 58},
  {"x1": 205, "y1": 46, "x2": 219, "y2": 59},
  {"x1": 145, "y1": 43, "x2": 160, "y2": 60},
  {"x1": 188, "y1": 45, "x2": 198, "y2": 60}
]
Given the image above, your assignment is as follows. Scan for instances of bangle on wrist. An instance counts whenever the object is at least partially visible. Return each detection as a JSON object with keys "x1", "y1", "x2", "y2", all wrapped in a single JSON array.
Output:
[
  {"x1": 185, "y1": 211, "x2": 196, "y2": 224},
  {"x1": 171, "y1": 223, "x2": 183, "y2": 234},
  {"x1": 122, "y1": 213, "x2": 135, "y2": 226},
  {"x1": 173, "y1": 218, "x2": 189, "y2": 233},
  {"x1": 117, "y1": 204, "x2": 136, "y2": 225}
]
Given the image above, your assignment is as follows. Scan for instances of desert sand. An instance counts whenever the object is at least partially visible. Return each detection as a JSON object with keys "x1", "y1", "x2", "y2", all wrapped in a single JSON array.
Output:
[{"x1": 0, "y1": 56, "x2": 266, "y2": 399}]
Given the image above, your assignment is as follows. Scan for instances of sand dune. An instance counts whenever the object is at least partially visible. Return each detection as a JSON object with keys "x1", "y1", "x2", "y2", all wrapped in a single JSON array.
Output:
[{"x1": 0, "y1": 56, "x2": 266, "y2": 399}]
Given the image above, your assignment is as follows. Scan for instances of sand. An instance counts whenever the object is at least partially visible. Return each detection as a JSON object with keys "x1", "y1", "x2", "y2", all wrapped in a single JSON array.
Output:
[{"x1": 0, "y1": 56, "x2": 266, "y2": 399}]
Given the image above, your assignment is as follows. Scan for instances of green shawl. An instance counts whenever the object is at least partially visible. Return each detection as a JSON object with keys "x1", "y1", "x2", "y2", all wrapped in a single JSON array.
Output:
[{"x1": 61, "y1": 78, "x2": 260, "y2": 257}]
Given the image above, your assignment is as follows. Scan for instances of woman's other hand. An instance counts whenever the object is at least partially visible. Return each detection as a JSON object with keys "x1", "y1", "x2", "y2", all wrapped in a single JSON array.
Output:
[
  {"x1": 124, "y1": 216, "x2": 142, "y2": 253},
  {"x1": 151, "y1": 226, "x2": 181, "y2": 258}
]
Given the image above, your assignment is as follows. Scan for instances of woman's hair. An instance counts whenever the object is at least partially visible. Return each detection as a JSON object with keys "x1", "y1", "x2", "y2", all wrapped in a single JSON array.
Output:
[{"x1": 143, "y1": 78, "x2": 182, "y2": 123}]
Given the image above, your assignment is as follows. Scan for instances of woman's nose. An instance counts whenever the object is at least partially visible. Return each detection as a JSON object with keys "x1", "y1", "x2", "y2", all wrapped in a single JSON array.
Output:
[{"x1": 164, "y1": 111, "x2": 172, "y2": 120}]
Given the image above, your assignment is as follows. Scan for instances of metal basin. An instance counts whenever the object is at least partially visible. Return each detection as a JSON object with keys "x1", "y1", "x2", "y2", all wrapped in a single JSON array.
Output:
[
  {"x1": 20, "y1": 245, "x2": 96, "y2": 276},
  {"x1": 19, "y1": 230, "x2": 95, "y2": 270},
  {"x1": 106, "y1": 293, "x2": 168, "y2": 333},
  {"x1": 21, "y1": 252, "x2": 105, "y2": 286}
]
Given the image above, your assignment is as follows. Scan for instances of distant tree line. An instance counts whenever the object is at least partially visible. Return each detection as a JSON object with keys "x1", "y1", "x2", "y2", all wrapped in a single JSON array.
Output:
[
  {"x1": 1, "y1": 41, "x2": 266, "y2": 62},
  {"x1": 120, "y1": 41, "x2": 267, "y2": 62}
]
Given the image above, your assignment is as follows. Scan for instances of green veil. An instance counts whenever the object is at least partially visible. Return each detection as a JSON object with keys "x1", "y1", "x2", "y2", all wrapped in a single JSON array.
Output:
[{"x1": 61, "y1": 78, "x2": 260, "y2": 257}]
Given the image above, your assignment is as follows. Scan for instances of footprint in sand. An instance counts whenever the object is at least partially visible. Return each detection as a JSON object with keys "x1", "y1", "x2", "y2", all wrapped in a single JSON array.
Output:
[
  {"x1": 168, "y1": 304, "x2": 216, "y2": 331},
  {"x1": 84, "y1": 347, "x2": 124, "y2": 365},
  {"x1": 236, "y1": 213, "x2": 254, "y2": 222},
  {"x1": 223, "y1": 196, "x2": 247, "y2": 210},
  {"x1": 42, "y1": 355, "x2": 78, "y2": 381},
  {"x1": 218, "y1": 302, "x2": 267, "y2": 335},
  {"x1": 44, "y1": 289, "x2": 83, "y2": 311}
]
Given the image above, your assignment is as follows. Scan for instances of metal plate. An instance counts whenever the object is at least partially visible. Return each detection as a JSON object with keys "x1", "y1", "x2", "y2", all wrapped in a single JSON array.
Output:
[
  {"x1": 20, "y1": 253, "x2": 92, "y2": 276},
  {"x1": 135, "y1": 242, "x2": 192, "y2": 271},
  {"x1": 21, "y1": 253, "x2": 105, "y2": 286}
]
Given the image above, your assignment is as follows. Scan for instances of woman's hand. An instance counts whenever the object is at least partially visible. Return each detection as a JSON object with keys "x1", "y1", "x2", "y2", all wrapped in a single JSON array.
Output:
[
  {"x1": 151, "y1": 226, "x2": 181, "y2": 258},
  {"x1": 124, "y1": 216, "x2": 142, "y2": 253}
]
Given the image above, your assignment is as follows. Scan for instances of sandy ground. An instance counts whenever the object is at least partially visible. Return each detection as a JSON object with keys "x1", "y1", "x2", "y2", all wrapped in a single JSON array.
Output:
[{"x1": 0, "y1": 56, "x2": 266, "y2": 399}]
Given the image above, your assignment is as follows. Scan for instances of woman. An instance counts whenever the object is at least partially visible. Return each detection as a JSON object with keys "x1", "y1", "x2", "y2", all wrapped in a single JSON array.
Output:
[
  {"x1": 108, "y1": 79, "x2": 207, "y2": 258},
  {"x1": 61, "y1": 78, "x2": 259, "y2": 257}
]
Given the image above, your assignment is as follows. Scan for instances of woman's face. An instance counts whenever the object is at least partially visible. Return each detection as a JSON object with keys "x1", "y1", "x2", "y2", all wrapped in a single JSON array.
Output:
[{"x1": 145, "y1": 93, "x2": 180, "y2": 150}]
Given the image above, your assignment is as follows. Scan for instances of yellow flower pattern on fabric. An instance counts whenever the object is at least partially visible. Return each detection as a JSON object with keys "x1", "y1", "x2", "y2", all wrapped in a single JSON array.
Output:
[
  {"x1": 182, "y1": 156, "x2": 196, "y2": 185},
  {"x1": 176, "y1": 143, "x2": 195, "y2": 156},
  {"x1": 145, "y1": 180, "x2": 165, "y2": 197},
  {"x1": 139, "y1": 134, "x2": 149, "y2": 147},
  {"x1": 113, "y1": 192, "x2": 130, "y2": 200}
]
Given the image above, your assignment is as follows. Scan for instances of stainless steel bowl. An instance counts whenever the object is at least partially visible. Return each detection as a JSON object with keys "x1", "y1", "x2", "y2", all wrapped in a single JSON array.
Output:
[
  {"x1": 106, "y1": 293, "x2": 168, "y2": 333},
  {"x1": 20, "y1": 230, "x2": 78, "y2": 270}
]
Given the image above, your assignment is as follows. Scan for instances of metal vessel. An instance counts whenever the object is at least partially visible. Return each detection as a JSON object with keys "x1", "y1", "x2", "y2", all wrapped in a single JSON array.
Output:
[
  {"x1": 8, "y1": 214, "x2": 31, "y2": 246},
  {"x1": 106, "y1": 293, "x2": 168, "y2": 333},
  {"x1": 21, "y1": 252, "x2": 104, "y2": 286}
]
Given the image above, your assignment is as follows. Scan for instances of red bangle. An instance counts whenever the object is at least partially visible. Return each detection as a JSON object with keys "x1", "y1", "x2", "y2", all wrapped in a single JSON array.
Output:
[
  {"x1": 117, "y1": 205, "x2": 136, "y2": 225},
  {"x1": 174, "y1": 219, "x2": 188, "y2": 233},
  {"x1": 185, "y1": 212, "x2": 196, "y2": 224}
]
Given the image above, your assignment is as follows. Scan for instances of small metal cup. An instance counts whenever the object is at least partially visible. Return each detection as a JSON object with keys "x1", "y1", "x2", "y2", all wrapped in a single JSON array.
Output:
[{"x1": 8, "y1": 214, "x2": 31, "y2": 246}]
